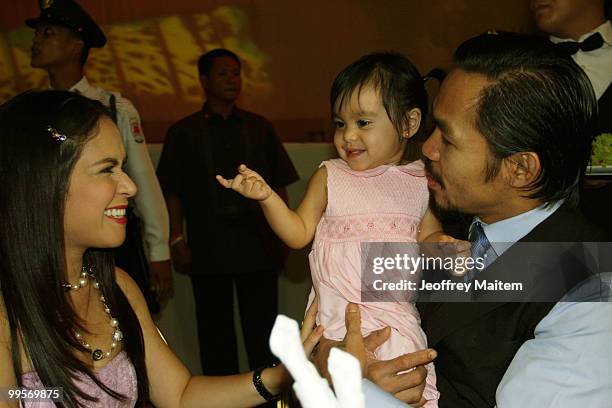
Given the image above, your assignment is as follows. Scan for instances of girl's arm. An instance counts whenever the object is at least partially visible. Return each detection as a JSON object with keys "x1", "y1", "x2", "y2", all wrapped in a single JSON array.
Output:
[
  {"x1": 116, "y1": 268, "x2": 322, "y2": 408},
  {"x1": 418, "y1": 208, "x2": 446, "y2": 242},
  {"x1": 217, "y1": 165, "x2": 328, "y2": 249}
]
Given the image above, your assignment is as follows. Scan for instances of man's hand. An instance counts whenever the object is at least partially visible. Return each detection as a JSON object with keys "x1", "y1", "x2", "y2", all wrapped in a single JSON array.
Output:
[
  {"x1": 170, "y1": 240, "x2": 191, "y2": 275},
  {"x1": 313, "y1": 303, "x2": 437, "y2": 407},
  {"x1": 216, "y1": 164, "x2": 273, "y2": 201},
  {"x1": 366, "y1": 349, "x2": 436, "y2": 406},
  {"x1": 149, "y1": 260, "x2": 173, "y2": 304},
  {"x1": 311, "y1": 304, "x2": 390, "y2": 382}
]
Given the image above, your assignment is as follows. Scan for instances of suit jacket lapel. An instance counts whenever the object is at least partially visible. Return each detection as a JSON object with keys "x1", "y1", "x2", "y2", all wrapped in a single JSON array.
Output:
[
  {"x1": 597, "y1": 82, "x2": 612, "y2": 134},
  {"x1": 422, "y1": 202, "x2": 590, "y2": 346}
]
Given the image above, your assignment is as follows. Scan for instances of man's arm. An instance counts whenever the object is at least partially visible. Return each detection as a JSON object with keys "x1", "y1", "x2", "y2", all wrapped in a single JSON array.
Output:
[
  {"x1": 496, "y1": 301, "x2": 612, "y2": 407},
  {"x1": 313, "y1": 303, "x2": 437, "y2": 407}
]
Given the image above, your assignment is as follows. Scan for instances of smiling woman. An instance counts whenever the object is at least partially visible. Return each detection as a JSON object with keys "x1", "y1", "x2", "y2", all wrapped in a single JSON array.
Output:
[
  {"x1": 63, "y1": 116, "x2": 137, "y2": 252},
  {"x1": 0, "y1": 89, "x2": 322, "y2": 408},
  {"x1": 0, "y1": 90, "x2": 150, "y2": 407}
]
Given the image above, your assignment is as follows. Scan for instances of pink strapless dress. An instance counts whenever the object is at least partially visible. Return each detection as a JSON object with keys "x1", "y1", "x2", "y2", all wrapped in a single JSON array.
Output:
[
  {"x1": 308, "y1": 158, "x2": 439, "y2": 406},
  {"x1": 21, "y1": 351, "x2": 138, "y2": 407}
]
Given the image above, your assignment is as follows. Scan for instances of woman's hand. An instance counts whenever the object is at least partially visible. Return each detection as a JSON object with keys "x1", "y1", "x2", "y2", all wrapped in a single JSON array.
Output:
[
  {"x1": 262, "y1": 297, "x2": 324, "y2": 395},
  {"x1": 300, "y1": 296, "x2": 324, "y2": 356}
]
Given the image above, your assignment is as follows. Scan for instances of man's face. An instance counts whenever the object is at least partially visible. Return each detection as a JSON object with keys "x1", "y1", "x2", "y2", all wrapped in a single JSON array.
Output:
[
  {"x1": 422, "y1": 69, "x2": 514, "y2": 224},
  {"x1": 30, "y1": 23, "x2": 82, "y2": 69},
  {"x1": 530, "y1": 0, "x2": 599, "y2": 37},
  {"x1": 201, "y1": 56, "x2": 242, "y2": 103}
]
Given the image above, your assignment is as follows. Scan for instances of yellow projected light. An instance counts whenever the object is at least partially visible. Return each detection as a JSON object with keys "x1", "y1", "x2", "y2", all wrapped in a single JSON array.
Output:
[{"x1": 0, "y1": 6, "x2": 271, "y2": 105}]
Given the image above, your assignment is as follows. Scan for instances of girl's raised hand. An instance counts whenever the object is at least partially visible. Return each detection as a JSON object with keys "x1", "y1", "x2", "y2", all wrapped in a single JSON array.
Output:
[{"x1": 216, "y1": 164, "x2": 273, "y2": 201}]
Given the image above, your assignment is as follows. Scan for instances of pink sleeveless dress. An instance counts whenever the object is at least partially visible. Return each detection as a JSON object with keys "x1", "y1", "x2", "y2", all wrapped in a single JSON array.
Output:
[
  {"x1": 21, "y1": 351, "x2": 138, "y2": 407},
  {"x1": 308, "y1": 158, "x2": 439, "y2": 406}
]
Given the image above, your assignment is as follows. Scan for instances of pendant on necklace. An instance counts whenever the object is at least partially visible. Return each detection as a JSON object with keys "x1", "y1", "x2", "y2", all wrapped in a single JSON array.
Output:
[{"x1": 92, "y1": 349, "x2": 104, "y2": 361}]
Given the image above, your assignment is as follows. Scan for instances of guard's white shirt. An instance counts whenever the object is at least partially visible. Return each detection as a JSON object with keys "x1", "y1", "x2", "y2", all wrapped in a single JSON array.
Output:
[
  {"x1": 69, "y1": 76, "x2": 170, "y2": 262},
  {"x1": 550, "y1": 20, "x2": 612, "y2": 99}
]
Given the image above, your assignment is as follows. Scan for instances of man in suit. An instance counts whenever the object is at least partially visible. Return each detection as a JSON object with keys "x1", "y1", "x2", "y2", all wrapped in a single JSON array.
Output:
[
  {"x1": 531, "y1": 0, "x2": 612, "y2": 234},
  {"x1": 315, "y1": 32, "x2": 612, "y2": 408}
]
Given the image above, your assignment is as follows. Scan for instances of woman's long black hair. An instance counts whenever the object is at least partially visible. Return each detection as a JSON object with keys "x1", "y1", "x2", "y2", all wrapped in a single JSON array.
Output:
[{"x1": 0, "y1": 90, "x2": 149, "y2": 407}]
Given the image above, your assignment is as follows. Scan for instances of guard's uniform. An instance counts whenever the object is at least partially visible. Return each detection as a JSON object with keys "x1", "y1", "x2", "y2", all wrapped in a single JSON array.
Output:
[
  {"x1": 26, "y1": 0, "x2": 170, "y2": 312},
  {"x1": 70, "y1": 76, "x2": 170, "y2": 263}
]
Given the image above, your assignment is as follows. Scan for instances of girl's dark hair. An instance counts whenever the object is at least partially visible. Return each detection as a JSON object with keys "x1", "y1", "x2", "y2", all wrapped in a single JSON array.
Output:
[
  {"x1": 0, "y1": 90, "x2": 149, "y2": 407},
  {"x1": 453, "y1": 31, "x2": 597, "y2": 204},
  {"x1": 330, "y1": 51, "x2": 429, "y2": 140}
]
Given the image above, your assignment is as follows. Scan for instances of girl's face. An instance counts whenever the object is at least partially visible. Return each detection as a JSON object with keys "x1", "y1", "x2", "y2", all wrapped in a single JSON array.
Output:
[
  {"x1": 333, "y1": 85, "x2": 409, "y2": 171},
  {"x1": 64, "y1": 117, "x2": 137, "y2": 253}
]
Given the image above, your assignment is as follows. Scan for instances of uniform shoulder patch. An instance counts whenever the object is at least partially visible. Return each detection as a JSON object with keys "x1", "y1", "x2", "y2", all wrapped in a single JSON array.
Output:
[{"x1": 130, "y1": 116, "x2": 145, "y2": 143}]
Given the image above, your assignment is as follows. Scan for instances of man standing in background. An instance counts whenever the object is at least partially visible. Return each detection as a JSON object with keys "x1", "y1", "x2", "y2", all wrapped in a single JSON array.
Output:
[
  {"x1": 27, "y1": 0, "x2": 173, "y2": 307},
  {"x1": 157, "y1": 49, "x2": 298, "y2": 397},
  {"x1": 531, "y1": 0, "x2": 612, "y2": 234}
]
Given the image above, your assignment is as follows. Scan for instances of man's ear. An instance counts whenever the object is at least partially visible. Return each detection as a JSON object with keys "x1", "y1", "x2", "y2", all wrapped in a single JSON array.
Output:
[
  {"x1": 504, "y1": 152, "x2": 541, "y2": 189},
  {"x1": 403, "y1": 108, "x2": 422, "y2": 139}
]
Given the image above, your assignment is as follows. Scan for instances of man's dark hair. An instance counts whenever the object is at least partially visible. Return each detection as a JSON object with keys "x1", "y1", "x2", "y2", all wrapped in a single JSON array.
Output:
[
  {"x1": 330, "y1": 52, "x2": 429, "y2": 140},
  {"x1": 453, "y1": 31, "x2": 597, "y2": 204},
  {"x1": 198, "y1": 48, "x2": 241, "y2": 76}
]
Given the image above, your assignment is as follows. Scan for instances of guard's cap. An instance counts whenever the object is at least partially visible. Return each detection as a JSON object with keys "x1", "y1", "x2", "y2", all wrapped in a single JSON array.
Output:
[{"x1": 25, "y1": 0, "x2": 106, "y2": 48}]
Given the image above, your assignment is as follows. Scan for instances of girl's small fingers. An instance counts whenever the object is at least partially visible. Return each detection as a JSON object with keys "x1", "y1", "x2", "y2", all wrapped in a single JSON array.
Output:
[
  {"x1": 242, "y1": 177, "x2": 255, "y2": 192},
  {"x1": 239, "y1": 164, "x2": 255, "y2": 176},
  {"x1": 253, "y1": 180, "x2": 268, "y2": 194},
  {"x1": 455, "y1": 242, "x2": 471, "y2": 253},
  {"x1": 215, "y1": 175, "x2": 231, "y2": 188},
  {"x1": 233, "y1": 174, "x2": 245, "y2": 186}
]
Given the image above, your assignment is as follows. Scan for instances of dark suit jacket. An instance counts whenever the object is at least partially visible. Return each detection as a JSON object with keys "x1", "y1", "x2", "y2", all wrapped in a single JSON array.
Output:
[
  {"x1": 597, "y1": 82, "x2": 612, "y2": 135},
  {"x1": 418, "y1": 203, "x2": 608, "y2": 408}
]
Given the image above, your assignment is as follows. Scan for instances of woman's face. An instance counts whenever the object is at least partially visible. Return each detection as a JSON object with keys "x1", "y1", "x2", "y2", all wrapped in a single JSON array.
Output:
[{"x1": 64, "y1": 117, "x2": 137, "y2": 252}]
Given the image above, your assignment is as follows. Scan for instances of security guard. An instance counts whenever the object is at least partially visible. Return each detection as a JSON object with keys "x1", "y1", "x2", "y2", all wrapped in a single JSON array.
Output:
[{"x1": 27, "y1": 0, "x2": 173, "y2": 306}]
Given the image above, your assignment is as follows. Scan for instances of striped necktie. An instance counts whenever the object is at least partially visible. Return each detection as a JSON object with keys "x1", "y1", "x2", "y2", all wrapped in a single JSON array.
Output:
[{"x1": 466, "y1": 221, "x2": 495, "y2": 281}]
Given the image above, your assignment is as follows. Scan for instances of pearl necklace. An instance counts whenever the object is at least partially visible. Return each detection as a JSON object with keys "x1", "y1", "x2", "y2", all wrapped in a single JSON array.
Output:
[{"x1": 63, "y1": 266, "x2": 123, "y2": 362}]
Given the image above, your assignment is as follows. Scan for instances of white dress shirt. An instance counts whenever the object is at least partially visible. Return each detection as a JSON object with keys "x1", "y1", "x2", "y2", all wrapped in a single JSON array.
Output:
[
  {"x1": 364, "y1": 201, "x2": 612, "y2": 407},
  {"x1": 550, "y1": 20, "x2": 612, "y2": 99},
  {"x1": 479, "y1": 202, "x2": 612, "y2": 407}
]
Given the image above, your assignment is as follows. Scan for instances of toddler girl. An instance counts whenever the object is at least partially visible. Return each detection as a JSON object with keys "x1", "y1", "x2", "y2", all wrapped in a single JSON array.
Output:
[{"x1": 218, "y1": 52, "x2": 442, "y2": 406}]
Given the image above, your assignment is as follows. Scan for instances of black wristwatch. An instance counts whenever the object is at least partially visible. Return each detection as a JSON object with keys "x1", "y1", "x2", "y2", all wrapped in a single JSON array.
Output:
[{"x1": 252, "y1": 366, "x2": 280, "y2": 401}]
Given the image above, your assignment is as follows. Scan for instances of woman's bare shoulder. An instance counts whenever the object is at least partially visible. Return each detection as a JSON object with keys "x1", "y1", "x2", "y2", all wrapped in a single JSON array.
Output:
[{"x1": 114, "y1": 267, "x2": 148, "y2": 315}]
